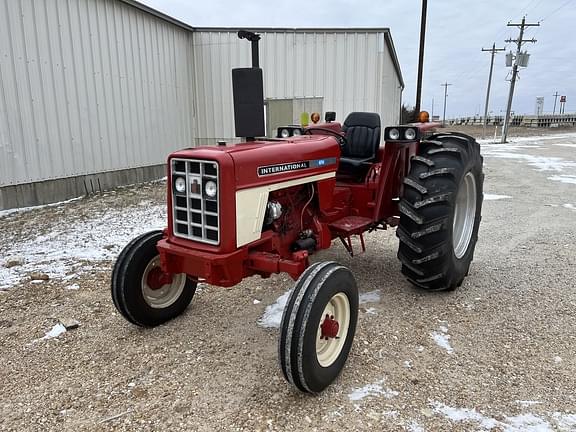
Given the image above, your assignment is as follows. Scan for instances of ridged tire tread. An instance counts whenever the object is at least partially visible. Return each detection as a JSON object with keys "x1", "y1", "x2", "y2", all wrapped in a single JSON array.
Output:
[{"x1": 397, "y1": 132, "x2": 484, "y2": 291}]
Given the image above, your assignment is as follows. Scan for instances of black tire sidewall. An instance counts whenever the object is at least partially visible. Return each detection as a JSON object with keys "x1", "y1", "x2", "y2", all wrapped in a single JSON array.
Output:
[
  {"x1": 298, "y1": 266, "x2": 359, "y2": 393},
  {"x1": 113, "y1": 232, "x2": 196, "y2": 327}
]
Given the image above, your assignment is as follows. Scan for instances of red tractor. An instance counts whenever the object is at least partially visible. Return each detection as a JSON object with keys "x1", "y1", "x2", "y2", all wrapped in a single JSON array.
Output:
[{"x1": 111, "y1": 31, "x2": 483, "y2": 394}]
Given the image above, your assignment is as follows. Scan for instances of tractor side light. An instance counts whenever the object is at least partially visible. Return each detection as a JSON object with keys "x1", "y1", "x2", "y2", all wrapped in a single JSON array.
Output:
[
  {"x1": 174, "y1": 177, "x2": 186, "y2": 193},
  {"x1": 404, "y1": 128, "x2": 417, "y2": 140},
  {"x1": 204, "y1": 180, "x2": 217, "y2": 198},
  {"x1": 280, "y1": 128, "x2": 291, "y2": 138},
  {"x1": 418, "y1": 111, "x2": 430, "y2": 123},
  {"x1": 388, "y1": 128, "x2": 400, "y2": 140}
]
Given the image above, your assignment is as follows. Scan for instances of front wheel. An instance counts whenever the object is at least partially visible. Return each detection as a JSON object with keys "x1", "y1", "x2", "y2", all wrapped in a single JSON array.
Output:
[
  {"x1": 111, "y1": 230, "x2": 196, "y2": 327},
  {"x1": 279, "y1": 261, "x2": 359, "y2": 394},
  {"x1": 397, "y1": 133, "x2": 484, "y2": 291}
]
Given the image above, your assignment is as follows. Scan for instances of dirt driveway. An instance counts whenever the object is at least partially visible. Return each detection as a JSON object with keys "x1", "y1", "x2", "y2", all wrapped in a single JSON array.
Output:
[{"x1": 1, "y1": 131, "x2": 575, "y2": 431}]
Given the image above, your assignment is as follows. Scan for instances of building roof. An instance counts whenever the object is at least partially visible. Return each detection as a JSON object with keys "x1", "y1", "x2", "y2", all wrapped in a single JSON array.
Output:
[{"x1": 119, "y1": 1, "x2": 404, "y2": 88}]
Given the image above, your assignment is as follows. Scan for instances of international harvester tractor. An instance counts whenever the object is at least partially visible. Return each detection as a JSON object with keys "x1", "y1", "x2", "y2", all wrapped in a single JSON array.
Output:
[{"x1": 112, "y1": 31, "x2": 484, "y2": 394}]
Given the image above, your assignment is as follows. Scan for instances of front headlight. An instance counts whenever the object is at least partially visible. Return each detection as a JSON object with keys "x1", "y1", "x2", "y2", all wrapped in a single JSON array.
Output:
[
  {"x1": 205, "y1": 180, "x2": 217, "y2": 198},
  {"x1": 404, "y1": 128, "x2": 416, "y2": 140},
  {"x1": 388, "y1": 128, "x2": 400, "y2": 140},
  {"x1": 174, "y1": 177, "x2": 186, "y2": 193},
  {"x1": 292, "y1": 129, "x2": 302, "y2": 136},
  {"x1": 280, "y1": 128, "x2": 290, "y2": 138}
]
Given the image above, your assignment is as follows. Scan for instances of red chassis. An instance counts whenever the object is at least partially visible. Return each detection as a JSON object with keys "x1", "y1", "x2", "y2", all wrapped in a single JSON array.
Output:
[{"x1": 156, "y1": 121, "x2": 438, "y2": 287}]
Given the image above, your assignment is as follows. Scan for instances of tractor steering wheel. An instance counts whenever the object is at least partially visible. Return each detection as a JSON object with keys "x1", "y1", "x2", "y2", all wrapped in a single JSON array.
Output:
[{"x1": 304, "y1": 127, "x2": 347, "y2": 148}]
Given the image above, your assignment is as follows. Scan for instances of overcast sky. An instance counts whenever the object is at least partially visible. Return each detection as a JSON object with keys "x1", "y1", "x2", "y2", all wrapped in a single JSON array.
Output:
[{"x1": 140, "y1": 0, "x2": 574, "y2": 118}]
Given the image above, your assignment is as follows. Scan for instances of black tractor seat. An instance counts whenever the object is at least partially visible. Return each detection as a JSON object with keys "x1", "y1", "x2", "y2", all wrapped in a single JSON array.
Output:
[{"x1": 338, "y1": 112, "x2": 381, "y2": 178}]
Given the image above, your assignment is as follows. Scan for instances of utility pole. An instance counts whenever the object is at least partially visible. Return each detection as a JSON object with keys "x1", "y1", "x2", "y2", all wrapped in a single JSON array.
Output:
[
  {"x1": 501, "y1": 16, "x2": 539, "y2": 143},
  {"x1": 441, "y1": 82, "x2": 452, "y2": 126},
  {"x1": 552, "y1": 91, "x2": 559, "y2": 115},
  {"x1": 431, "y1": 97, "x2": 434, "y2": 119},
  {"x1": 481, "y1": 43, "x2": 505, "y2": 138},
  {"x1": 414, "y1": 0, "x2": 428, "y2": 121}
]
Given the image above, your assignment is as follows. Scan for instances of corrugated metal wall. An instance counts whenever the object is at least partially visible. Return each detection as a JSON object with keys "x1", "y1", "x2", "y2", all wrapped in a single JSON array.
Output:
[
  {"x1": 192, "y1": 29, "x2": 403, "y2": 143},
  {"x1": 0, "y1": 0, "x2": 195, "y2": 187}
]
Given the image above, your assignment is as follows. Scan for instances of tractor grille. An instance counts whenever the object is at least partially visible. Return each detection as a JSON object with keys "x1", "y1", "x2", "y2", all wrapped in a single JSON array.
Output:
[{"x1": 171, "y1": 158, "x2": 219, "y2": 245}]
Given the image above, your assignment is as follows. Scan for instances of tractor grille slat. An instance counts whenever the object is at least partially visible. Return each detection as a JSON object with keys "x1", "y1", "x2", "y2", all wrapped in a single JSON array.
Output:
[{"x1": 171, "y1": 158, "x2": 220, "y2": 245}]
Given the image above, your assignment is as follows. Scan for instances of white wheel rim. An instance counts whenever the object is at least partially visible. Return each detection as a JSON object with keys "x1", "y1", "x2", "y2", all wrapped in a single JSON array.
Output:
[
  {"x1": 453, "y1": 171, "x2": 477, "y2": 259},
  {"x1": 141, "y1": 256, "x2": 186, "y2": 309},
  {"x1": 316, "y1": 293, "x2": 351, "y2": 367}
]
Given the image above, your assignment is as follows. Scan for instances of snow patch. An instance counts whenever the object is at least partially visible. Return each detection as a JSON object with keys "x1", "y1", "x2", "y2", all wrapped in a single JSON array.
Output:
[
  {"x1": 506, "y1": 413, "x2": 552, "y2": 431},
  {"x1": 554, "y1": 143, "x2": 576, "y2": 148},
  {"x1": 431, "y1": 401, "x2": 576, "y2": 431},
  {"x1": 32, "y1": 323, "x2": 67, "y2": 343},
  {"x1": 0, "y1": 203, "x2": 167, "y2": 290},
  {"x1": 406, "y1": 421, "x2": 425, "y2": 432},
  {"x1": 0, "y1": 196, "x2": 83, "y2": 218},
  {"x1": 516, "y1": 400, "x2": 542, "y2": 407},
  {"x1": 364, "y1": 307, "x2": 378, "y2": 315},
  {"x1": 66, "y1": 283, "x2": 80, "y2": 290},
  {"x1": 359, "y1": 290, "x2": 381, "y2": 304},
  {"x1": 257, "y1": 290, "x2": 292, "y2": 329},
  {"x1": 485, "y1": 152, "x2": 576, "y2": 172},
  {"x1": 348, "y1": 379, "x2": 399, "y2": 401},
  {"x1": 484, "y1": 194, "x2": 512, "y2": 200},
  {"x1": 563, "y1": 204, "x2": 576, "y2": 211},
  {"x1": 552, "y1": 413, "x2": 576, "y2": 430},
  {"x1": 548, "y1": 175, "x2": 576, "y2": 184},
  {"x1": 431, "y1": 325, "x2": 453, "y2": 354}
]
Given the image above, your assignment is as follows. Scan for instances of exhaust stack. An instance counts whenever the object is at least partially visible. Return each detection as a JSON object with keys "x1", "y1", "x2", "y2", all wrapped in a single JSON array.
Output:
[{"x1": 232, "y1": 30, "x2": 265, "y2": 141}]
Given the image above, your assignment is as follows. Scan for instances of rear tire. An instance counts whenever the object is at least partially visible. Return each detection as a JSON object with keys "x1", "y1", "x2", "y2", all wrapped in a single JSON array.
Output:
[
  {"x1": 397, "y1": 133, "x2": 484, "y2": 291},
  {"x1": 279, "y1": 261, "x2": 359, "y2": 394},
  {"x1": 111, "y1": 231, "x2": 196, "y2": 327}
]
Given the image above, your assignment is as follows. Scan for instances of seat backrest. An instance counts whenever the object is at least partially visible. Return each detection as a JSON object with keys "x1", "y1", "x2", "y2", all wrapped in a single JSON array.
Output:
[{"x1": 341, "y1": 112, "x2": 381, "y2": 160}]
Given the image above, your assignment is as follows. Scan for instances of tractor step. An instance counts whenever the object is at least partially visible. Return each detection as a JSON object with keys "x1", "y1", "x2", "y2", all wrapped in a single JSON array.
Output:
[
  {"x1": 329, "y1": 216, "x2": 373, "y2": 257},
  {"x1": 329, "y1": 216, "x2": 373, "y2": 235}
]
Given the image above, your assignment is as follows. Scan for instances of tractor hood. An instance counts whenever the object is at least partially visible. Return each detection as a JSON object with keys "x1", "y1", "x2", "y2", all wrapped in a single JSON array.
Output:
[{"x1": 170, "y1": 136, "x2": 340, "y2": 190}]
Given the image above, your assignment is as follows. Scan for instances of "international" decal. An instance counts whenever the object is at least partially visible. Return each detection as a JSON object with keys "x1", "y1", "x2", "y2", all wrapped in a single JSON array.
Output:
[
  {"x1": 258, "y1": 161, "x2": 310, "y2": 176},
  {"x1": 257, "y1": 158, "x2": 337, "y2": 176}
]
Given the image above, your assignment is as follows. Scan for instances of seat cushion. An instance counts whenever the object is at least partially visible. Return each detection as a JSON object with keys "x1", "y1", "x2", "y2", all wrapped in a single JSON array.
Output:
[{"x1": 339, "y1": 156, "x2": 373, "y2": 177}]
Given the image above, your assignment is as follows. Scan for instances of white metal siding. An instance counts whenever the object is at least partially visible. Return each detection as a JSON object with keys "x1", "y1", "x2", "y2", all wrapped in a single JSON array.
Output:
[
  {"x1": 192, "y1": 30, "x2": 402, "y2": 143},
  {"x1": 0, "y1": 0, "x2": 194, "y2": 186}
]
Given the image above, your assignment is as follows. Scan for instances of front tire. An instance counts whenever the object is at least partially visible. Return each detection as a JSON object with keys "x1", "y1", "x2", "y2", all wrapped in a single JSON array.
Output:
[
  {"x1": 279, "y1": 261, "x2": 359, "y2": 394},
  {"x1": 397, "y1": 133, "x2": 484, "y2": 291},
  {"x1": 111, "y1": 231, "x2": 196, "y2": 327}
]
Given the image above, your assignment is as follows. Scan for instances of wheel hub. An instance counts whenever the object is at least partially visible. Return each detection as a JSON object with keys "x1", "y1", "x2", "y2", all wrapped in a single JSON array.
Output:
[
  {"x1": 316, "y1": 292, "x2": 351, "y2": 367},
  {"x1": 453, "y1": 171, "x2": 477, "y2": 259},
  {"x1": 146, "y1": 267, "x2": 173, "y2": 290},
  {"x1": 320, "y1": 315, "x2": 340, "y2": 340}
]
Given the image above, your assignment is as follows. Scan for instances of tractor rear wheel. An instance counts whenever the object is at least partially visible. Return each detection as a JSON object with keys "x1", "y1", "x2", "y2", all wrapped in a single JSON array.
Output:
[
  {"x1": 397, "y1": 133, "x2": 484, "y2": 291},
  {"x1": 111, "y1": 230, "x2": 196, "y2": 327},
  {"x1": 279, "y1": 261, "x2": 358, "y2": 394}
]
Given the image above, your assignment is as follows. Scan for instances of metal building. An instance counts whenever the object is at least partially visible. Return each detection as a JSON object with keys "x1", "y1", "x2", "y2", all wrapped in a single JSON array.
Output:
[
  {"x1": 192, "y1": 28, "x2": 404, "y2": 144},
  {"x1": 0, "y1": 0, "x2": 404, "y2": 210}
]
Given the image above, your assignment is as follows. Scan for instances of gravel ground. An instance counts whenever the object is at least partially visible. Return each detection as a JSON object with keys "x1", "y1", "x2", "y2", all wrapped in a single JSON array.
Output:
[{"x1": 1, "y1": 129, "x2": 575, "y2": 431}]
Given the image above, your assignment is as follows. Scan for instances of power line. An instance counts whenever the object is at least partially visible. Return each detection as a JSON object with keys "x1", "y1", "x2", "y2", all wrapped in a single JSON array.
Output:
[{"x1": 540, "y1": 0, "x2": 573, "y2": 22}]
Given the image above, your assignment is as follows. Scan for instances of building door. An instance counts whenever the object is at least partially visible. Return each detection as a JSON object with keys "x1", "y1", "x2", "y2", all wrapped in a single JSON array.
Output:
[
  {"x1": 266, "y1": 99, "x2": 293, "y2": 137},
  {"x1": 266, "y1": 97, "x2": 324, "y2": 137}
]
